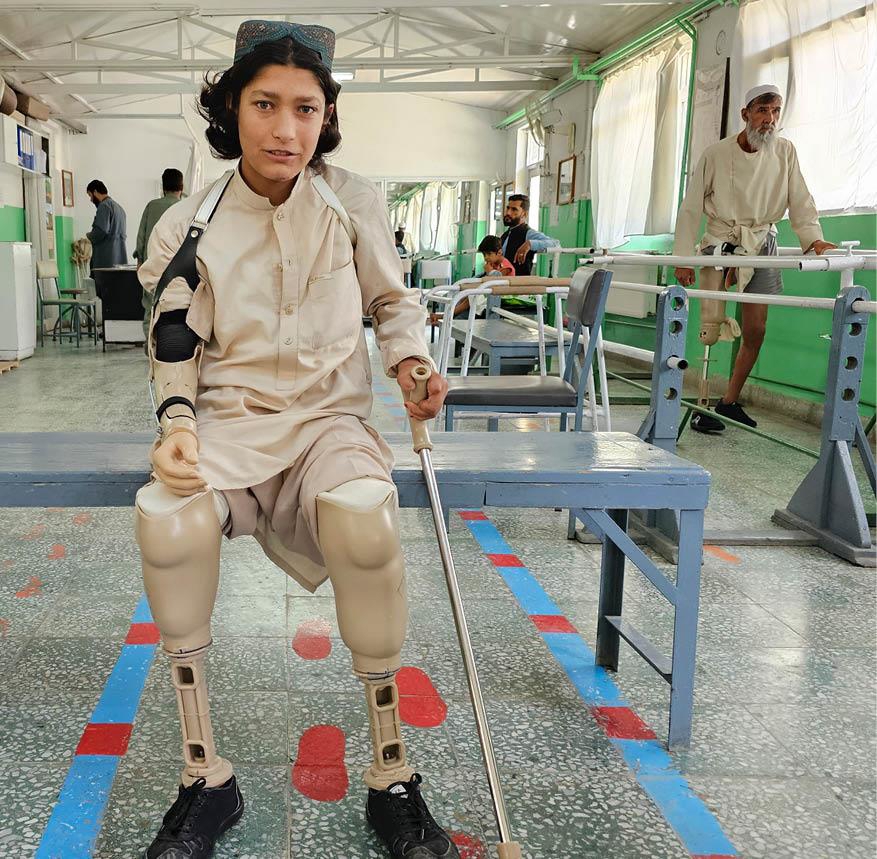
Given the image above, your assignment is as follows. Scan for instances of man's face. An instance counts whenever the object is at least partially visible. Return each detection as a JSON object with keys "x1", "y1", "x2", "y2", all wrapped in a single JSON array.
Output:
[
  {"x1": 237, "y1": 63, "x2": 330, "y2": 189},
  {"x1": 503, "y1": 200, "x2": 526, "y2": 227},
  {"x1": 742, "y1": 96, "x2": 782, "y2": 149},
  {"x1": 87, "y1": 191, "x2": 98, "y2": 207}
]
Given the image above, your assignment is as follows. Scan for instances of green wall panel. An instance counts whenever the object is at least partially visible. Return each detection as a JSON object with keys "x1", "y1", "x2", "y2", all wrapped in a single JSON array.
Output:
[
  {"x1": 0, "y1": 206, "x2": 26, "y2": 242},
  {"x1": 54, "y1": 215, "x2": 76, "y2": 293}
]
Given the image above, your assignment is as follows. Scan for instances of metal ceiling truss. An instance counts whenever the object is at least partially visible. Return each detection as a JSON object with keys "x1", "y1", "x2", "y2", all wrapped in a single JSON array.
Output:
[{"x1": 0, "y1": 7, "x2": 591, "y2": 119}]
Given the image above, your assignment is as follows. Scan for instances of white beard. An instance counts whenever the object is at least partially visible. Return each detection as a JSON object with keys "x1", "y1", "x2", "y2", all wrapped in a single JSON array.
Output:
[{"x1": 745, "y1": 124, "x2": 778, "y2": 152}]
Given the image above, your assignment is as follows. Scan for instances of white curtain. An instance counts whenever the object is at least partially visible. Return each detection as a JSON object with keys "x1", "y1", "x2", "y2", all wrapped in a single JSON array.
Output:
[
  {"x1": 733, "y1": 0, "x2": 876, "y2": 212},
  {"x1": 590, "y1": 37, "x2": 692, "y2": 248}
]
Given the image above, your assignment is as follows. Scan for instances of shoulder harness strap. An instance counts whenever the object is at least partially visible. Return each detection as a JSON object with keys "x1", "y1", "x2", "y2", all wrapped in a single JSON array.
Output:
[
  {"x1": 312, "y1": 173, "x2": 357, "y2": 247},
  {"x1": 152, "y1": 169, "x2": 234, "y2": 306}
]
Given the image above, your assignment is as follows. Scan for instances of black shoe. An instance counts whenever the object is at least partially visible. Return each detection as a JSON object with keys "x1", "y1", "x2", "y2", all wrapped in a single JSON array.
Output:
[
  {"x1": 691, "y1": 411, "x2": 725, "y2": 434},
  {"x1": 145, "y1": 775, "x2": 244, "y2": 859},
  {"x1": 715, "y1": 399, "x2": 758, "y2": 428},
  {"x1": 366, "y1": 773, "x2": 460, "y2": 858}
]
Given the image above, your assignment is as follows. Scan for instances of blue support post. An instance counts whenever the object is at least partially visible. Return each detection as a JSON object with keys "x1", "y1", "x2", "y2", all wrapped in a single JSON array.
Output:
[{"x1": 773, "y1": 286, "x2": 875, "y2": 566}]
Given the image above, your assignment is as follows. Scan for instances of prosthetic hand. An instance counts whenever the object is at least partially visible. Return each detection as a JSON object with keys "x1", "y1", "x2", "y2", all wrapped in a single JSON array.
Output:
[{"x1": 697, "y1": 265, "x2": 741, "y2": 346}]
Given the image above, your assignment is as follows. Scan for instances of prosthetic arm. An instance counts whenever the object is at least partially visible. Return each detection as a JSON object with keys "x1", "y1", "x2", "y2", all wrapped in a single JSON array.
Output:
[{"x1": 317, "y1": 478, "x2": 415, "y2": 790}]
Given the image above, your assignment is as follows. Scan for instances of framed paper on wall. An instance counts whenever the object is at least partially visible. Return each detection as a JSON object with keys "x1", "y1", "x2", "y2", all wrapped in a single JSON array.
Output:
[
  {"x1": 502, "y1": 181, "x2": 514, "y2": 208},
  {"x1": 61, "y1": 169, "x2": 74, "y2": 207},
  {"x1": 556, "y1": 155, "x2": 576, "y2": 205}
]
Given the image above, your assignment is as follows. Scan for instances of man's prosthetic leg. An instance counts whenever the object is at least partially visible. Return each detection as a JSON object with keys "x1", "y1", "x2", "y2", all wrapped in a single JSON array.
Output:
[
  {"x1": 135, "y1": 483, "x2": 232, "y2": 788},
  {"x1": 317, "y1": 478, "x2": 413, "y2": 789}
]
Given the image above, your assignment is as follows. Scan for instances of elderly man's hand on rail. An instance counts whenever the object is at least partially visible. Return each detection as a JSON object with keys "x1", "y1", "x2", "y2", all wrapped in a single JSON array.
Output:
[{"x1": 806, "y1": 240, "x2": 838, "y2": 255}]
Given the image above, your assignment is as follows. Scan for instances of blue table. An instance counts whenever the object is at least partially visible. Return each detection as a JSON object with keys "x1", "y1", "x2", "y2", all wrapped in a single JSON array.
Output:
[{"x1": 0, "y1": 431, "x2": 709, "y2": 747}]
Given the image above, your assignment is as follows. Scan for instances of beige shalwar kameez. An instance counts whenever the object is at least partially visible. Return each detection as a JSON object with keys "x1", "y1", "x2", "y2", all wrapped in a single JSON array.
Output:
[{"x1": 138, "y1": 163, "x2": 431, "y2": 592}]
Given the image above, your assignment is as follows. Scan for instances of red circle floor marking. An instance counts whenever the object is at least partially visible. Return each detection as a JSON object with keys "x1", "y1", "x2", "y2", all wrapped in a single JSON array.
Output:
[
  {"x1": 292, "y1": 724, "x2": 349, "y2": 802},
  {"x1": 292, "y1": 618, "x2": 333, "y2": 661},
  {"x1": 47, "y1": 544, "x2": 66, "y2": 560},
  {"x1": 396, "y1": 666, "x2": 448, "y2": 728},
  {"x1": 21, "y1": 524, "x2": 46, "y2": 541}
]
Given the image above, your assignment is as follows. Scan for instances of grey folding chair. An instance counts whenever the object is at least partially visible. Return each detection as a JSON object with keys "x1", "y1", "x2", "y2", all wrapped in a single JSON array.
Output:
[
  {"x1": 35, "y1": 260, "x2": 98, "y2": 347},
  {"x1": 442, "y1": 268, "x2": 613, "y2": 431}
]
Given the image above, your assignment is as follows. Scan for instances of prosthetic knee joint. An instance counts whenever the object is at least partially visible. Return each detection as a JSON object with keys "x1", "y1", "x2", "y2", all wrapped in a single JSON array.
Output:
[
  {"x1": 317, "y1": 478, "x2": 413, "y2": 790},
  {"x1": 135, "y1": 481, "x2": 232, "y2": 788}
]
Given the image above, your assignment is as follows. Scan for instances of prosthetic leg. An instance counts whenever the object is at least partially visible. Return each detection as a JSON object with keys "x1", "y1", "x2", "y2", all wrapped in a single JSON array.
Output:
[
  {"x1": 317, "y1": 477, "x2": 413, "y2": 790},
  {"x1": 135, "y1": 482, "x2": 244, "y2": 859},
  {"x1": 318, "y1": 477, "x2": 461, "y2": 859},
  {"x1": 692, "y1": 265, "x2": 740, "y2": 434}
]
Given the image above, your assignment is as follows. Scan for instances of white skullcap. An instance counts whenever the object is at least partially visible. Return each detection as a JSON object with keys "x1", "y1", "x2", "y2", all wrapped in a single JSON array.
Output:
[{"x1": 744, "y1": 84, "x2": 782, "y2": 106}]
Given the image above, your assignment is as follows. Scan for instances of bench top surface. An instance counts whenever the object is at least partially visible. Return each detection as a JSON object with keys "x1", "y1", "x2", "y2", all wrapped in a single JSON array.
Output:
[
  {"x1": 450, "y1": 319, "x2": 559, "y2": 350},
  {"x1": 0, "y1": 431, "x2": 708, "y2": 486}
]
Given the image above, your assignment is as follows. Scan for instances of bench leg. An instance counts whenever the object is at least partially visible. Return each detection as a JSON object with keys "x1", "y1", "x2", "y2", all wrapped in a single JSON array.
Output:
[
  {"x1": 444, "y1": 407, "x2": 454, "y2": 432},
  {"x1": 596, "y1": 508, "x2": 628, "y2": 672},
  {"x1": 667, "y1": 508, "x2": 704, "y2": 749}
]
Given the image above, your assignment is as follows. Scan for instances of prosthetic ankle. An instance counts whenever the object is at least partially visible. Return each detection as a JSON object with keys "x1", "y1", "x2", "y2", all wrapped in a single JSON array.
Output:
[
  {"x1": 135, "y1": 482, "x2": 232, "y2": 788},
  {"x1": 698, "y1": 265, "x2": 741, "y2": 345},
  {"x1": 317, "y1": 478, "x2": 414, "y2": 790}
]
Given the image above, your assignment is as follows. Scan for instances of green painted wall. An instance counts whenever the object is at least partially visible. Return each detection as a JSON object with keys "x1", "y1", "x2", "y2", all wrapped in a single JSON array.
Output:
[
  {"x1": 0, "y1": 206, "x2": 26, "y2": 242},
  {"x1": 453, "y1": 220, "x2": 487, "y2": 281},
  {"x1": 54, "y1": 215, "x2": 76, "y2": 293}
]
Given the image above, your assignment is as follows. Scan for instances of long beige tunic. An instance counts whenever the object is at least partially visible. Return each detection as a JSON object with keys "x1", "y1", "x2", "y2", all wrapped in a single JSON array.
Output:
[
  {"x1": 674, "y1": 134, "x2": 824, "y2": 281},
  {"x1": 138, "y1": 163, "x2": 431, "y2": 589}
]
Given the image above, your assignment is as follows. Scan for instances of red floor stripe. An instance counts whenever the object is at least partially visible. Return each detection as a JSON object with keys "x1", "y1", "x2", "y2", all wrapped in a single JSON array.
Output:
[
  {"x1": 530, "y1": 614, "x2": 578, "y2": 634},
  {"x1": 76, "y1": 723, "x2": 133, "y2": 756},
  {"x1": 592, "y1": 706, "x2": 657, "y2": 740},
  {"x1": 292, "y1": 618, "x2": 333, "y2": 661},
  {"x1": 125, "y1": 623, "x2": 160, "y2": 645},
  {"x1": 450, "y1": 832, "x2": 488, "y2": 858},
  {"x1": 485, "y1": 552, "x2": 524, "y2": 568},
  {"x1": 396, "y1": 667, "x2": 448, "y2": 728},
  {"x1": 458, "y1": 511, "x2": 487, "y2": 520},
  {"x1": 704, "y1": 545, "x2": 740, "y2": 564},
  {"x1": 292, "y1": 724, "x2": 349, "y2": 802}
]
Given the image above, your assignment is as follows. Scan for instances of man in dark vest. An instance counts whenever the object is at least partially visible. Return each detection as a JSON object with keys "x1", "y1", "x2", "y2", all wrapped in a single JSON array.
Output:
[{"x1": 499, "y1": 193, "x2": 560, "y2": 276}]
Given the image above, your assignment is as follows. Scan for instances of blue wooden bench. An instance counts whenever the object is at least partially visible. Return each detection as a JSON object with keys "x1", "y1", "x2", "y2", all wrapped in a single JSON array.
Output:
[{"x1": 0, "y1": 430, "x2": 709, "y2": 747}]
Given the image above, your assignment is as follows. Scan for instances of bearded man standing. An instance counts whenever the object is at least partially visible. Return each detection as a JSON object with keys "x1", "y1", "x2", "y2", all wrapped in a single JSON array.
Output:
[{"x1": 673, "y1": 84, "x2": 836, "y2": 432}]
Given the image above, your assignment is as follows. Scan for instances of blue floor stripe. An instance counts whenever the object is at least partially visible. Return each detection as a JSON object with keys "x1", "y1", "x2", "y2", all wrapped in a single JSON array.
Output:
[
  {"x1": 495, "y1": 566, "x2": 562, "y2": 616},
  {"x1": 461, "y1": 512, "x2": 738, "y2": 858},
  {"x1": 615, "y1": 740, "x2": 738, "y2": 855},
  {"x1": 35, "y1": 755, "x2": 120, "y2": 859},
  {"x1": 90, "y1": 644, "x2": 157, "y2": 724},
  {"x1": 131, "y1": 593, "x2": 153, "y2": 624}
]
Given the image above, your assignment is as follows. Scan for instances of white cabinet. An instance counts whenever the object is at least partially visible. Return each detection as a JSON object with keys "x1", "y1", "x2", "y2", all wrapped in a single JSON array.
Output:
[{"x1": 0, "y1": 242, "x2": 36, "y2": 361}]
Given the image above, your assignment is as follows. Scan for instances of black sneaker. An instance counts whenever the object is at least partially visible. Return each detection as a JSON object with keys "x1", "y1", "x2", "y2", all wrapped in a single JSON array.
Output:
[
  {"x1": 691, "y1": 411, "x2": 725, "y2": 434},
  {"x1": 145, "y1": 775, "x2": 244, "y2": 859},
  {"x1": 715, "y1": 399, "x2": 757, "y2": 428},
  {"x1": 366, "y1": 773, "x2": 460, "y2": 858}
]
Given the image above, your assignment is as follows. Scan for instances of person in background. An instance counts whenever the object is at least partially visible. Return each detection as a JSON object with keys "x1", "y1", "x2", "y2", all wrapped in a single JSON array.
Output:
[
  {"x1": 477, "y1": 234, "x2": 515, "y2": 278},
  {"x1": 499, "y1": 193, "x2": 560, "y2": 275},
  {"x1": 135, "y1": 168, "x2": 185, "y2": 340},
  {"x1": 394, "y1": 228, "x2": 407, "y2": 257},
  {"x1": 86, "y1": 179, "x2": 128, "y2": 270},
  {"x1": 673, "y1": 83, "x2": 836, "y2": 433}
]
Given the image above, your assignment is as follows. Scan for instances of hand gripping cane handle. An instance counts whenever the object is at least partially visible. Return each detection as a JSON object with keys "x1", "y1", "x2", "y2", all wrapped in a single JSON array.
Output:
[{"x1": 404, "y1": 364, "x2": 434, "y2": 453}]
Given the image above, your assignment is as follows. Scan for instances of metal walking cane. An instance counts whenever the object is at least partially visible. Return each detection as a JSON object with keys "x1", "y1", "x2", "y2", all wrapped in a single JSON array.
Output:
[{"x1": 405, "y1": 363, "x2": 522, "y2": 859}]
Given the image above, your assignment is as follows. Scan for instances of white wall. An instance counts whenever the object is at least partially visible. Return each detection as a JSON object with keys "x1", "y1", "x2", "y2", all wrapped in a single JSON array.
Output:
[{"x1": 63, "y1": 91, "x2": 507, "y2": 245}]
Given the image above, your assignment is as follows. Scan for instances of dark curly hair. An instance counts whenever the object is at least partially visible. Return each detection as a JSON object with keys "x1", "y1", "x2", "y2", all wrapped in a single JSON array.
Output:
[{"x1": 197, "y1": 37, "x2": 341, "y2": 171}]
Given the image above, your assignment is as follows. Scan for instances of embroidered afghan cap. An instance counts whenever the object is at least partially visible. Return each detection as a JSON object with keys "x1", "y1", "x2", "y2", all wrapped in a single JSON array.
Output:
[{"x1": 234, "y1": 20, "x2": 335, "y2": 69}]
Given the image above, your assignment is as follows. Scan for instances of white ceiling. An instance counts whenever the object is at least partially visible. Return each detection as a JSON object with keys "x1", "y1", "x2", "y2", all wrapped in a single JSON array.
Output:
[{"x1": 0, "y1": 1, "x2": 686, "y2": 122}]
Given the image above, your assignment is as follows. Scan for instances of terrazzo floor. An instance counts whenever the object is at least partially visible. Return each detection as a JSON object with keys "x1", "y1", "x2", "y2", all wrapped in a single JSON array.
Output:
[{"x1": 0, "y1": 334, "x2": 874, "y2": 858}]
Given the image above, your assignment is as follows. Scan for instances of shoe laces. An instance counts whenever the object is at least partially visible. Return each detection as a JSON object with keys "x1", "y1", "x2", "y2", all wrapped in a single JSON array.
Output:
[
  {"x1": 162, "y1": 777, "x2": 207, "y2": 835},
  {"x1": 385, "y1": 774, "x2": 438, "y2": 841}
]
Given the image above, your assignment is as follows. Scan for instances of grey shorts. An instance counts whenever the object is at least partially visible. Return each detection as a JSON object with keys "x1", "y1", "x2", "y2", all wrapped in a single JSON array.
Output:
[{"x1": 701, "y1": 232, "x2": 783, "y2": 295}]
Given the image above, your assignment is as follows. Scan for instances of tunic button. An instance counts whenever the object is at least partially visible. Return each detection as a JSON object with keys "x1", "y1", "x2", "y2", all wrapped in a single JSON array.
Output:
[
  {"x1": 276, "y1": 211, "x2": 284, "y2": 220},
  {"x1": 284, "y1": 304, "x2": 294, "y2": 315},
  {"x1": 284, "y1": 337, "x2": 292, "y2": 345}
]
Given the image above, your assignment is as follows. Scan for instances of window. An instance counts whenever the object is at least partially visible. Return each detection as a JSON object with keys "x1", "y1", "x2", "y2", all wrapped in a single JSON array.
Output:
[{"x1": 734, "y1": 0, "x2": 876, "y2": 212}]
